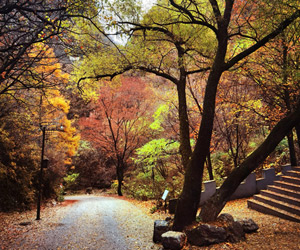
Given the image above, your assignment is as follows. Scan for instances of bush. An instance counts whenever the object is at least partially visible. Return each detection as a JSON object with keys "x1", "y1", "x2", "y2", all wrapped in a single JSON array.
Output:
[
  {"x1": 123, "y1": 170, "x2": 183, "y2": 201},
  {"x1": 63, "y1": 172, "x2": 80, "y2": 191}
]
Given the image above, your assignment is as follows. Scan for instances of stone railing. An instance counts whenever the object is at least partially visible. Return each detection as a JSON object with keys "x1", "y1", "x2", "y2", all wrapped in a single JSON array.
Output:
[{"x1": 199, "y1": 165, "x2": 292, "y2": 205}]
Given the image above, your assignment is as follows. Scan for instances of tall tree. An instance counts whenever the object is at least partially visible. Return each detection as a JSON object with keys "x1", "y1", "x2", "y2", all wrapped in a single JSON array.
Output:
[
  {"x1": 243, "y1": 23, "x2": 300, "y2": 166},
  {"x1": 0, "y1": 43, "x2": 79, "y2": 210},
  {"x1": 79, "y1": 76, "x2": 153, "y2": 196},
  {"x1": 73, "y1": 0, "x2": 300, "y2": 229}
]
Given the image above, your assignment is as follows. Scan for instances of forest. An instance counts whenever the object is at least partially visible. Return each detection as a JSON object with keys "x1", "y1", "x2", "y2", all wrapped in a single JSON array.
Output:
[{"x1": 0, "y1": 0, "x2": 299, "y2": 230}]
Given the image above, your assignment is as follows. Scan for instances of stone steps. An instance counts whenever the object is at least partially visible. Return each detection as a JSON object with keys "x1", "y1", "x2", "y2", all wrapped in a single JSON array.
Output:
[
  {"x1": 281, "y1": 176, "x2": 300, "y2": 185},
  {"x1": 259, "y1": 190, "x2": 300, "y2": 207},
  {"x1": 268, "y1": 185, "x2": 300, "y2": 200},
  {"x1": 247, "y1": 166, "x2": 300, "y2": 222},
  {"x1": 273, "y1": 180, "x2": 300, "y2": 192},
  {"x1": 285, "y1": 170, "x2": 300, "y2": 178},
  {"x1": 247, "y1": 199, "x2": 300, "y2": 223}
]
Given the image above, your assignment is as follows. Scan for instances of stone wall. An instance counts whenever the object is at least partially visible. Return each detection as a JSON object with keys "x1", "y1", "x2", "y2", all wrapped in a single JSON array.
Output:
[{"x1": 199, "y1": 165, "x2": 292, "y2": 205}]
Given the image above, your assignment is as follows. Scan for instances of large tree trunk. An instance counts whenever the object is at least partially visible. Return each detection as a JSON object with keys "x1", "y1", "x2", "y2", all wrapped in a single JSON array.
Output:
[
  {"x1": 200, "y1": 106, "x2": 300, "y2": 222},
  {"x1": 173, "y1": 7, "x2": 230, "y2": 229},
  {"x1": 172, "y1": 1, "x2": 299, "y2": 232},
  {"x1": 173, "y1": 66, "x2": 225, "y2": 231},
  {"x1": 177, "y1": 79, "x2": 192, "y2": 169}
]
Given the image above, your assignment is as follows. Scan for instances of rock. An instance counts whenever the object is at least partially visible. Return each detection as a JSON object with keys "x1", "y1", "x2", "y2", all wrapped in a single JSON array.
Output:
[
  {"x1": 238, "y1": 218, "x2": 259, "y2": 233},
  {"x1": 217, "y1": 213, "x2": 245, "y2": 243},
  {"x1": 161, "y1": 231, "x2": 187, "y2": 250},
  {"x1": 186, "y1": 224, "x2": 227, "y2": 246},
  {"x1": 217, "y1": 213, "x2": 234, "y2": 224},
  {"x1": 153, "y1": 220, "x2": 170, "y2": 243},
  {"x1": 226, "y1": 221, "x2": 245, "y2": 243},
  {"x1": 165, "y1": 217, "x2": 173, "y2": 222},
  {"x1": 86, "y1": 187, "x2": 93, "y2": 194},
  {"x1": 185, "y1": 215, "x2": 256, "y2": 247}
]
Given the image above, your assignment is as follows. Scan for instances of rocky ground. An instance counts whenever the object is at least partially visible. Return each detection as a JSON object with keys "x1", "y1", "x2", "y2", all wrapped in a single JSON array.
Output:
[{"x1": 0, "y1": 192, "x2": 300, "y2": 250}]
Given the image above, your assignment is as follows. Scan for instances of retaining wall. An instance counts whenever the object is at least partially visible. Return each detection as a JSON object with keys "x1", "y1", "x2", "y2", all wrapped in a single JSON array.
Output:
[{"x1": 199, "y1": 165, "x2": 292, "y2": 205}]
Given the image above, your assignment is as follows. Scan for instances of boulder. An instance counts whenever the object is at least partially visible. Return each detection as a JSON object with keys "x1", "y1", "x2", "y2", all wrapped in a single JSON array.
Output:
[
  {"x1": 226, "y1": 221, "x2": 245, "y2": 243},
  {"x1": 217, "y1": 213, "x2": 234, "y2": 224},
  {"x1": 185, "y1": 214, "x2": 257, "y2": 247},
  {"x1": 161, "y1": 231, "x2": 187, "y2": 250},
  {"x1": 153, "y1": 220, "x2": 170, "y2": 243},
  {"x1": 217, "y1": 213, "x2": 245, "y2": 243},
  {"x1": 186, "y1": 224, "x2": 227, "y2": 246},
  {"x1": 238, "y1": 218, "x2": 259, "y2": 233}
]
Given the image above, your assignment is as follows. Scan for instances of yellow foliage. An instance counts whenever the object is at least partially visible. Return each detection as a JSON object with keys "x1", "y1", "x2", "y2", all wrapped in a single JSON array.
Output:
[
  {"x1": 64, "y1": 158, "x2": 73, "y2": 165},
  {"x1": 28, "y1": 43, "x2": 69, "y2": 86}
]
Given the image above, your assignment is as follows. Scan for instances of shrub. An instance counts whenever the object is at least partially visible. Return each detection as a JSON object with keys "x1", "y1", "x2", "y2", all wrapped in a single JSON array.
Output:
[{"x1": 63, "y1": 172, "x2": 80, "y2": 191}]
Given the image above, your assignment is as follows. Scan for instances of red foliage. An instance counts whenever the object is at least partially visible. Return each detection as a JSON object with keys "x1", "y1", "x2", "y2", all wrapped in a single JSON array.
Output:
[{"x1": 79, "y1": 76, "x2": 154, "y2": 194}]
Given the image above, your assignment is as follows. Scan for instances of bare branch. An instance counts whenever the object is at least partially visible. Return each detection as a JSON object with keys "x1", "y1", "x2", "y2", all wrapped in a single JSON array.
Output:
[{"x1": 224, "y1": 9, "x2": 300, "y2": 70}]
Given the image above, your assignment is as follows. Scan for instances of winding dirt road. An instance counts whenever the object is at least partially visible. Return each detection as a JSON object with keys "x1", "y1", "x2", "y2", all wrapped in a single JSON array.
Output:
[{"x1": 10, "y1": 195, "x2": 160, "y2": 250}]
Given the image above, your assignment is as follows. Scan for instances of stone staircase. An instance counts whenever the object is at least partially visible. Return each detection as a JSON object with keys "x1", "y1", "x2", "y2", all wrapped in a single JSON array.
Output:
[{"x1": 247, "y1": 166, "x2": 300, "y2": 222}]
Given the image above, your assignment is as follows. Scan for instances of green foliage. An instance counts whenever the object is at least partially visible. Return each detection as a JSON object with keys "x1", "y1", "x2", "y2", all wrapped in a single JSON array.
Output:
[
  {"x1": 149, "y1": 104, "x2": 169, "y2": 131},
  {"x1": 150, "y1": 205, "x2": 159, "y2": 214},
  {"x1": 123, "y1": 170, "x2": 183, "y2": 201},
  {"x1": 264, "y1": 137, "x2": 289, "y2": 169},
  {"x1": 134, "y1": 138, "x2": 180, "y2": 168},
  {"x1": 210, "y1": 151, "x2": 233, "y2": 183},
  {"x1": 126, "y1": 138, "x2": 184, "y2": 200},
  {"x1": 63, "y1": 172, "x2": 80, "y2": 190},
  {"x1": 56, "y1": 186, "x2": 65, "y2": 202}
]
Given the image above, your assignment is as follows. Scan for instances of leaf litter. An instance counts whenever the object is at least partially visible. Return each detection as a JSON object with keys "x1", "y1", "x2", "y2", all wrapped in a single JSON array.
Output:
[{"x1": 1, "y1": 195, "x2": 300, "y2": 250}]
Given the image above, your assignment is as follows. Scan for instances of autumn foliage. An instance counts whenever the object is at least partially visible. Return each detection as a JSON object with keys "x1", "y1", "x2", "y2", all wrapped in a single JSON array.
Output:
[
  {"x1": 0, "y1": 43, "x2": 79, "y2": 211},
  {"x1": 79, "y1": 76, "x2": 154, "y2": 195}
]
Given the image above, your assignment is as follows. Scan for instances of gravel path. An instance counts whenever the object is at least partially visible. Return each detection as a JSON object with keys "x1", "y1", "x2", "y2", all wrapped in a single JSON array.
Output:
[
  {"x1": 2, "y1": 196, "x2": 300, "y2": 249},
  {"x1": 9, "y1": 195, "x2": 160, "y2": 250}
]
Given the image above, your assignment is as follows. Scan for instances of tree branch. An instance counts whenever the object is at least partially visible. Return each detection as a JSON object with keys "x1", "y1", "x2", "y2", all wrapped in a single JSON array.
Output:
[
  {"x1": 224, "y1": 9, "x2": 300, "y2": 71},
  {"x1": 169, "y1": 0, "x2": 218, "y2": 34}
]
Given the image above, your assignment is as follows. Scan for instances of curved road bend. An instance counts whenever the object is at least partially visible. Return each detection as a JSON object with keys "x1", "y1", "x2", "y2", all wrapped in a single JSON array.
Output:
[{"x1": 12, "y1": 195, "x2": 160, "y2": 250}]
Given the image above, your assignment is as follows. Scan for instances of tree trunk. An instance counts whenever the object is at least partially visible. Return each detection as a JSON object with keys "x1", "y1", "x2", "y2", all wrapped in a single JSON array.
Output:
[
  {"x1": 117, "y1": 180, "x2": 123, "y2": 196},
  {"x1": 295, "y1": 123, "x2": 300, "y2": 149},
  {"x1": 207, "y1": 153, "x2": 214, "y2": 180},
  {"x1": 176, "y1": 71, "x2": 192, "y2": 170},
  {"x1": 173, "y1": 14, "x2": 229, "y2": 229},
  {"x1": 172, "y1": 0, "x2": 299, "y2": 232},
  {"x1": 287, "y1": 131, "x2": 297, "y2": 166},
  {"x1": 173, "y1": 66, "x2": 225, "y2": 231},
  {"x1": 116, "y1": 163, "x2": 123, "y2": 196},
  {"x1": 280, "y1": 36, "x2": 298, "y2": 166},
  {"x1": 200, "y1": 106, "x2": 300, "y2": 222}
]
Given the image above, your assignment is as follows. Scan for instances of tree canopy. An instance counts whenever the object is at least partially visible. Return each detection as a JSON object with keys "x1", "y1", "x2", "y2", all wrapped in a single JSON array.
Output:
[{"x1": 1, "y1": 0, "x2": 300, "y2": 235}]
